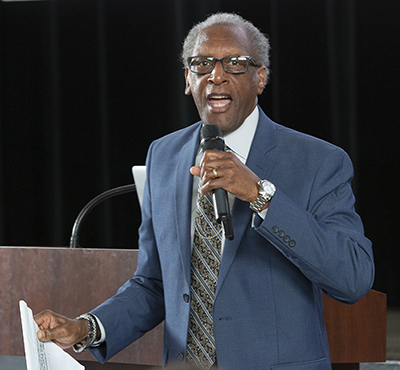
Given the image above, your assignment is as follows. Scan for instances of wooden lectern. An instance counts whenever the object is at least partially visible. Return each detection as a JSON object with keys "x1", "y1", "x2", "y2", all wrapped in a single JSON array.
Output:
[{"x1": 0, "y1": 247, "x2": 386, "y2": 369}]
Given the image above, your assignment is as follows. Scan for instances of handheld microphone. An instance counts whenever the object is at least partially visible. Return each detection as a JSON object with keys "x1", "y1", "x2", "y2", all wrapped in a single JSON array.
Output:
[{"x1": 200, "y1": 124, "x2": 234, "y2": 240}]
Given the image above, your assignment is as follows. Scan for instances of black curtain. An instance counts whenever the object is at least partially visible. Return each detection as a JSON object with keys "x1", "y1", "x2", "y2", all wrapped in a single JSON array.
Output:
[{"x1": 0, "y1": 0, "x2": 399, "y2": 305}]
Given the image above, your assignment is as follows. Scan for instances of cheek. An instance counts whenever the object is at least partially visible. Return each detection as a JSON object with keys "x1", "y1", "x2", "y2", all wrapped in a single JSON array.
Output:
[
  {"x1": 238, "y1": 80, "x2": 259, "y2": 102},
  {"x1": 192, "y1": 94, "x2": 206, "y2": 113},
  {"x1": 187, "y1": 80, "x2": 205, "y2": 103}
]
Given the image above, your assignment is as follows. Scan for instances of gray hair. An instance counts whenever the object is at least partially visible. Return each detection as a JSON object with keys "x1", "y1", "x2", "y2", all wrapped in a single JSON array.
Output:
[{"x1": 181, "y1": 12, "x2": 271, "y2": 81}]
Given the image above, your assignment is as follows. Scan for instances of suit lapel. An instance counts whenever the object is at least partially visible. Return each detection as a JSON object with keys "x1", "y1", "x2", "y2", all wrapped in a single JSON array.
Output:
[
  {"x1": 174, "y1": 124, "x2": 201, "y2": 286},
  {"x1": 216, "y1": 109, "x2": 278, "y2": 296}
]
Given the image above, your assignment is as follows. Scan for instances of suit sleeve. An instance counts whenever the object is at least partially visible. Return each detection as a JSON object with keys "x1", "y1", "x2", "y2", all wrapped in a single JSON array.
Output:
[
  {"x1": 254, "y1": 148, "x2": 374, "y2": 304},
  {"x1": 89, "y1": 142, "x2": 165, "y2": 363}
]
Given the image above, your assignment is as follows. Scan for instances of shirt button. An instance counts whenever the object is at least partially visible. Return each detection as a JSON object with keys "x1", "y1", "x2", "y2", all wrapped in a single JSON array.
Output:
[{"x1": 183, "y1": 294, "x2": 190, "y2": 303}]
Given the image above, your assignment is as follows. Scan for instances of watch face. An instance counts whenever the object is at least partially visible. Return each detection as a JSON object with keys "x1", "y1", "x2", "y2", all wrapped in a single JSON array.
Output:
[
  {"x1": 250, "y1": 180, "x2": 276, "y2": 212},
  {"x1": 261, "y1": 180, "x2": 276, "y2": 197}
]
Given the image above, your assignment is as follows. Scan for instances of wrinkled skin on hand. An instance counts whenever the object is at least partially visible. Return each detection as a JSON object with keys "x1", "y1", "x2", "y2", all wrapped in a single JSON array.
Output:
[
  {"x1": 34, "y1": 310, "x2": 89, "y2": 349},
  {"x1": 191, "y1": 149, "x2": 261, "y2": 204}
]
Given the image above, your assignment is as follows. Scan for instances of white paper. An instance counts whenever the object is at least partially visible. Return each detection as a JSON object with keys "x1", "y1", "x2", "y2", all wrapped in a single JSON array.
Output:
[{"x1": 19, "y1": 300, "x2": 85, "y2": 370}]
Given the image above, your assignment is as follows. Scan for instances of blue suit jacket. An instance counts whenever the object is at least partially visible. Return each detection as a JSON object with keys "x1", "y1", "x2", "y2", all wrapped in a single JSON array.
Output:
[{"x1": 90, "y1": 108, "x2": 374, "y2": 370}]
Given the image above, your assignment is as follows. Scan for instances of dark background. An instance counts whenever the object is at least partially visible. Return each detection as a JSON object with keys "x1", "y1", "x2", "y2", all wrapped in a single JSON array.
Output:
[{"x1": 0, "y1": 0, "x2": 399, "y2": 305}]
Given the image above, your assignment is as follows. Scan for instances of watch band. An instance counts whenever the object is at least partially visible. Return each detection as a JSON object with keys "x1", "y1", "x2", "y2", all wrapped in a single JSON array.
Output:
[{"x1": 72, "y1": 313, "x2": 98, "y2": 353}]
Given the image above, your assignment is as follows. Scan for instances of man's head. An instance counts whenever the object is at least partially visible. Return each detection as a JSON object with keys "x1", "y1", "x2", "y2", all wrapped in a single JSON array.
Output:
[{"x1": 182, "y1": 13, "x2": 271, "y2": 135}]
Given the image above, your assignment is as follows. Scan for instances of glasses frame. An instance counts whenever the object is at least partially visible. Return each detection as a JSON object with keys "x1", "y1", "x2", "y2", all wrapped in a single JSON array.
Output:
[{"x1": 187, "y1": 55, "x2": 259, "y2": 75}]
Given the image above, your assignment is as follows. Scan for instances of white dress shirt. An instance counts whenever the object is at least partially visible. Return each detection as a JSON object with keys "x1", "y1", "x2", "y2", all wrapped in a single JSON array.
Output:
[{"x1": 191, "y1": 106, "x2": 267, "y2": 255}]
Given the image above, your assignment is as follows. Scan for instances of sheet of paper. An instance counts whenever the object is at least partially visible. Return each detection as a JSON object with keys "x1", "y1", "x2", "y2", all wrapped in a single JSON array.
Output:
[{"x1": 19, "y1": 300, "x2": 85, "y2": 370}]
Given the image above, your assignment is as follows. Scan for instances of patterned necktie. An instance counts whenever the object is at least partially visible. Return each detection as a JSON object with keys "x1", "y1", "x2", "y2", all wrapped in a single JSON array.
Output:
[{"x1": 186, "y1": 189, "x2": 222, "y2": 369}]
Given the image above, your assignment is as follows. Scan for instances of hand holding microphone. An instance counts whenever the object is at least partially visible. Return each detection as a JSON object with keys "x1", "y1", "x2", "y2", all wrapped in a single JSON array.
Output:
[
  {"x1": 198, "y1": 124, "x2": 234, "y2": 240},
  {"x1": 190, "y1": 124, "x2": 264, "y2": 240}
]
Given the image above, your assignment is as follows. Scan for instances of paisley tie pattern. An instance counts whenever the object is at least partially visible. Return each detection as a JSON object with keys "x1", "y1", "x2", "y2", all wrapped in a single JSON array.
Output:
[{"x1": 186, "y1": 191, "x2": 222, "y2": 369}]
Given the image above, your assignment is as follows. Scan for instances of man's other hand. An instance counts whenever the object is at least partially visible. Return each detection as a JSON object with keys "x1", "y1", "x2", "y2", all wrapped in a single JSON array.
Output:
[{"x1": 34, "y1": 310, "x2": 89, "y2": 349}]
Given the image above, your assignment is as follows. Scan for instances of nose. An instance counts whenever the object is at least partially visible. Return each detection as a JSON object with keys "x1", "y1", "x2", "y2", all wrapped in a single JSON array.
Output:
[{"x1": 208, "y1": 59, "x2": 228, "y2": 85}]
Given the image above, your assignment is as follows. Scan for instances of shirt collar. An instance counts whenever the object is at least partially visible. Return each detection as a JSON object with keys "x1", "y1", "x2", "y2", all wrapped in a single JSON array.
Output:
[{"x1": 223, "y1": 106, "x2": 259, "y2": 163}]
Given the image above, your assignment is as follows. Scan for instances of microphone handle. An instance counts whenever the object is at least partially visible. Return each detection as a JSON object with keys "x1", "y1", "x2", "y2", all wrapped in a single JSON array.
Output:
[
  {"x1": 212, "y1": 188, "x2": 234, "y2": 240},
  {"x1": 200, "y1": 124, "x2": 234, "y2": 240}
]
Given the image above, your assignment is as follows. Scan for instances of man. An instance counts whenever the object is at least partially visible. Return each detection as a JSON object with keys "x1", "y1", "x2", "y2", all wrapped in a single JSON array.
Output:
[{"x1": 34, "y1": 13, "x2": 374, "y2": 370}]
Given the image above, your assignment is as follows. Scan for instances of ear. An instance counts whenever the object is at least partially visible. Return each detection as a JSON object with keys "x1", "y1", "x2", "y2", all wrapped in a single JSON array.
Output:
[
  {"x1": 184, "y1": 67, "x2": 192, "y2": 95},
  {"x1": 257, "y1": 66, "x2": 267, "y2": 94}
]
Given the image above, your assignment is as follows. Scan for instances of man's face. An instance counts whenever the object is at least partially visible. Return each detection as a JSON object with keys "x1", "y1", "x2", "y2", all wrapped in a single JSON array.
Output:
[{"x1": 185, "y1": 24, "x2": 267, "y2": 135}]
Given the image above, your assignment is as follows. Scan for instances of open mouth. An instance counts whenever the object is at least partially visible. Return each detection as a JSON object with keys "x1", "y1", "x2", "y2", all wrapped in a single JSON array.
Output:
[{"x1": 208, "y1": 94, "x2": 232, "y2": 111}]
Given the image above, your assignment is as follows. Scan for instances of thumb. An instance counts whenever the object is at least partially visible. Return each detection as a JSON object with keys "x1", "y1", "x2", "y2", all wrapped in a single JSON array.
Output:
[
  {"x1": 190, "y1": 166, "x2": 200, "y2": 177},
  {"x1": 37, "y1": 328, "x2": 53, "y2": 342}
]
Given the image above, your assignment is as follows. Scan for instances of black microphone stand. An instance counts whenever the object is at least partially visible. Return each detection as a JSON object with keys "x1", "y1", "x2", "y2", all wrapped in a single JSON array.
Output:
[{"x1": 69, "y1": 184, "x2": 136, "y2": 248}]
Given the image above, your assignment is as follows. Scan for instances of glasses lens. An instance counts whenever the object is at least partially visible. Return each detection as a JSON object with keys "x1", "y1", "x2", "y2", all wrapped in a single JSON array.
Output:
[
  {"x1": 189, "y1": 57, "x2": 214, "y2": 74},
  {"x1": 223, "y1": 56, "x2": 249, "y2": 73},
  {"x1": 188, "y1": 56, "x2": 253, "y2": 74}
]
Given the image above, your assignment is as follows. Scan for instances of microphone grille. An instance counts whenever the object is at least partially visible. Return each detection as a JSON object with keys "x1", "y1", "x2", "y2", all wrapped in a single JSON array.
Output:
[
  {"x1": 200, "y1": 124, "x2": 222, "y2": 140},
  {"x1": 200, "y1": 124, "x2": 224, "y2": 151}
]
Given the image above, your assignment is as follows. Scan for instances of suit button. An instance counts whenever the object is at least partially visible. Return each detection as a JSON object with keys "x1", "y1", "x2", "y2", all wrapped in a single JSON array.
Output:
[
  {"x1": 272, "y1": 226, "x2": 279, "y2": 233},
  {"x1": 283, "y1": 235, "x2": 290, "y2": 243},
  {"x1": 278, "y1": 230, "x2": 285, "y2": 238},
  {"x1": 178, "y1": 352, "x2": 184, "y2": 361},
  {"x1": 289, "y1": 240, "x2": 296, "y2": 248},
  {"x1": 183, "y1": 294, "x2": 190, "y2": 303}
]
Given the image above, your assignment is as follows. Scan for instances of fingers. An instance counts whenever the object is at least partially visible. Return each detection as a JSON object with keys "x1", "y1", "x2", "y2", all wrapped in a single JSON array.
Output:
[
  {"x1": 199, "y1": 167, "x2": 234, "y2": 196},
  {"x1": 34, "y1": 310, "x2": 63, "y2": 331},
  {"x1": 37, "y1": 322, "x2": 81, "y2": 348},
  {"x1": 34, "y1": 310, "x2": 85, "y2": 348},
  {"x1": 195, "y1": 151, "x2": 230, "y2": 194},
  {"x1": 35, "y1": 310, "x2": 67, "y2": 343},
  {"x1": 199, "y1": 150, "x2": 233, "y2": 181},
  {"x1": 197, "y1": 150, "x2": 260, "y2": 202}
]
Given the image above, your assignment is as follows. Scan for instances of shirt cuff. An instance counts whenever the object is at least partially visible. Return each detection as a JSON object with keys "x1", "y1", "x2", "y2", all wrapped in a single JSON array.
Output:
[
  {"x1": 251, "y1": 208, "x2": 268, "y2": 227},
  {"x1": 258, "y1": 208, "x2": 268, "y2": 220}
]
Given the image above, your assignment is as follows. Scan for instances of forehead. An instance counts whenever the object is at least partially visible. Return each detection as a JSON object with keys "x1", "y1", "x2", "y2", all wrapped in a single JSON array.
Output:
[{"x1": 192, "y1": 24, "x2": 252, "y2": 57}]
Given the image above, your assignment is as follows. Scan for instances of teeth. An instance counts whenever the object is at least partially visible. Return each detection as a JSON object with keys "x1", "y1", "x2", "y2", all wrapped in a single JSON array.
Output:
[
  {"x1": 211, "y1": 100, "x2": 229, "y2": 108},
  {"x1": 210, "y1": 95, "x2": 229, "y2": 100}
]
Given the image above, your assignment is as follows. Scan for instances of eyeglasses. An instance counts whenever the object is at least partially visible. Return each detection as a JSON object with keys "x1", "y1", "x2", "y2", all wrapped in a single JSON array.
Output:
[{"x1": 187, "y1": 55, "x2": 259, "y2": 74}]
